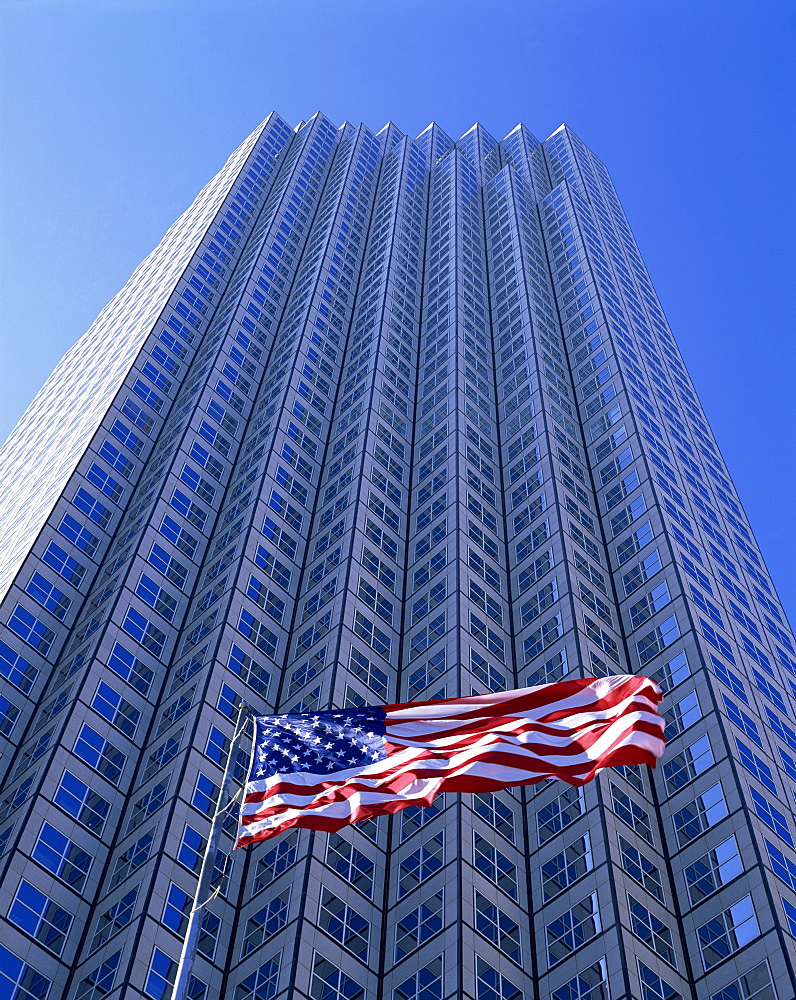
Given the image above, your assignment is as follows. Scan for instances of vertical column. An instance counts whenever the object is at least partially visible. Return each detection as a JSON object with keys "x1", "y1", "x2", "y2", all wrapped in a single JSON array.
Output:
[
  {"x1": 485, "y1": 145, "x2": 625, "y2": 1000},
  {"x1": 0, "y1": 113, "x2": 297, "y2": 1000},
  {"x1": 221, "y1": 122, "x2": 403, "y2": 1000},
  {"x1": 546, "y1": 125, "x2": 796, "y2": 996}
]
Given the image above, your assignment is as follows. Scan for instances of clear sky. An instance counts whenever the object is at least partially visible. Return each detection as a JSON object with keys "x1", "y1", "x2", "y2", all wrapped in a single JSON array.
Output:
[{"x1": 1, "y1": 0, "x2": 794, "y2": 617}]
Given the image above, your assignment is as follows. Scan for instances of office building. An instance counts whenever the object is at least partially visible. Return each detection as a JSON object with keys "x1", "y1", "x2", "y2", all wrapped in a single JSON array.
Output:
[{"x1": 0, "y1": 111, "x2": 794, "y2": 1000}]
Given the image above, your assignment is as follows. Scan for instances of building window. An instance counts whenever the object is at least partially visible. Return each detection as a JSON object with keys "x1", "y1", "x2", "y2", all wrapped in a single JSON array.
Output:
[
  {"x1": 541, "y1": 835, "x2": 592, "y2": 901},
  {"x1": 33, "y1": 822, "x2": 93, "y2": 892},
  {"x1": 673, "y1": 782, "x2": 727, "y2": 847},
  {"x1": 162, "y1": 883, "x2": 190, "y2": 935},
  {"x1": 241, "y1": 893, "x2": 290, "y2": 956},
  {"x1": 0, "y1": 638, "x2": 37, "y2": 693},
  {"x1": 54, "y1": 771, "x2": 110, "y2": 833},
  {"x1": 122, "y1": 606, "x2": 167, "y2": 657},
  {"x1": 611, "y1": 784, "x2": 654, "y2": 843},
  {"x1": 662, "y1": 734, "x2": 714, "y2": 793},
  {"x1": 697, "y1": 894, "x2": 759, "y2": 969},
  {"x1": 191, "y1": 773, "x2": 217, "y2": 816},
  {"x1": 74, "y1": 724, "x2": 126, "y2": 785},
  {"x1": 178, "y1": 825, "x2": 205, "y2": 871},
  {"x1": 663, "y1": 689, "x2": 701, "y2": 738},
  {"x1": 470, "y1": 649, "x2": 507, "y2": 693},
  {"x1": 473, "y1": 834, "x2": 518, "y2": 899},
  {"x1": 75, "y1": 950, "x2": 122, "y2": 1000},
  {"x1": 253, "y1": 832, "x2": 298, "y2": 892},
  {"x1": 551, "y1": 959, "x2": 608, "y2": 1000},
  {"x1": 652, "y1": 649, "x2": 690, "y2": 693},
  {"x1": 395, "y1": 891, "x2": 444, "y2": 961},
  {"x1": 90, "y1": 888, "x2": 137, "y2": 952},
  {"x1": 310, "y1": 954, "x2": 364, "y2": 1000},
  {"x1": 234, "y1": 959, "x2": 280, "y2": 1000},
  {"x1": 144, "y1": 947, "x2": 176, "y2": 1000},
  {"x1": 57, "y1": 513, "x2": 99, "y2": 555},
  {"x1": 229, "y1": 642, "x2": 271, "y2": 697},
  {"x1": 91, "y1": 681, "x2": 141, "y2": 738},
  {"x1": 628, "y1": 894, "x2": 676, "y2": 964},
  {"x1": 638, "y1": 961, "x2": 681, "y2": 1000},
  {"x1": 546, "y1": 892, "x2": 600, "y2": 967},
  {"x1": 74, "y1": 486, "x2": 112, "y2": 526},
  {"x1": 618, "y1": 836, "x2": 664, "y2": 901},
  {"x1": 25, "y1": 572, "x2": 71, "y2": 620},
  {"x1": 349, "y1": 646, "x2": 389, "y2": 699},
  {"x1": 319, "y1": 888, "x2": 369, "y2": 959},
  {"x1": 107, "y1": 641, "x2": 154, "y2": 695},
  {"x1": 474, "y1": 891, "x2": 521, "y2": 962},
  {"x1": 7, "y1": 605, "x2": 55, "y2": 655},
  {"x1": 0, "y1": 944, "x2": 53, "y2": 1000},
  {"x1": 197, "y1": 910, "x2": 220, "y2": 961},
  {"x1": 537, "y1": 786, "x2": 583, "y2": 845},
  {"x1": 783, "y1": 895, "x2": 796, "y2": 937},
  {"x1": 749, "y1": 786, "x2": 794, "y2": 845},
  {"x1": 8, "y1": 880, "x2": 73, "y2": 955},
  {"x1": 475, "y1": 957, "x2": 522, "y2": 1000},
  {"x1": 0, "y1": 694, "x2": 20, "y2": 737},
  {"x1": 398, "y1": 833, "x2": 444, "y2": 898},
  {"x1": 636, "y1": 614, "x2": 679, "y2": 665},
  {"x1": 710, "y1": 960, "x2": 775, "y2": 1000},
  {"x1": 110, "y1": 830, "x2": 153, "y2": 888},
  {"x1": 326, "y1": 833, "x2": 375, "y2": 898},
  {"x1": 685, "y1": 835, "x2": 743, "y2": 905},
  {"x1": 473, "y1": 792, "x2": 515, "y2": 843},
  {"x1": 393, "y1": 957, "x2": 443, "y2": 1000}
]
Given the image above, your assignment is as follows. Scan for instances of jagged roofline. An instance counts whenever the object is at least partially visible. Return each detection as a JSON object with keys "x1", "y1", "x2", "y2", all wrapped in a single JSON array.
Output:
[
  {"x1": 266, "y1": 113, "x2": 611, "y2": 179},
  {"x1": 272, "y1": 111, "x2": 571, "y2": 152}
]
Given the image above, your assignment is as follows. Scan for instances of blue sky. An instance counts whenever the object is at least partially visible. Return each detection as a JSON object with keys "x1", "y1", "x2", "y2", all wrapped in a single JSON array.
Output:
[{"x1": 1, "y1": 0, "x2": 794, "y2": 617}]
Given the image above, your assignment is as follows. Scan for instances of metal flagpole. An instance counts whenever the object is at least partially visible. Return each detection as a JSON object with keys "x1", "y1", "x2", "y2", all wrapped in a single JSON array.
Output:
[{"x1": 172, "y1": 701, "x2": 254, "y2": 1000}]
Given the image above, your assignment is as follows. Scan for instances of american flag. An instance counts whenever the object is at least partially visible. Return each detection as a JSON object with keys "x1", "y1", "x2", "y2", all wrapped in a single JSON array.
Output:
[{"x1": 236, "y1": 674, "x2": 665, "y2": 848}]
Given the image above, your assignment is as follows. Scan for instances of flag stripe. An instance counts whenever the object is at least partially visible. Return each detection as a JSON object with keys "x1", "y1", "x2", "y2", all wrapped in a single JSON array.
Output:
[
  {"x1": 236, "y1": 674, "x2": 665, "y2": 847},
  {"x1": 236, "y1": 739, "x2": 663, "y2": 846},
  {"x1": 240, "y1": 720, "x2": 663, "y2": 804}
]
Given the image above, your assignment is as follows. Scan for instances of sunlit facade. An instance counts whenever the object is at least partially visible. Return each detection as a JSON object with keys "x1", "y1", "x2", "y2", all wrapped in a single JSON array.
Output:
[{"x1": 0, "y1": 112, "x2": 794, "y2": 1000}]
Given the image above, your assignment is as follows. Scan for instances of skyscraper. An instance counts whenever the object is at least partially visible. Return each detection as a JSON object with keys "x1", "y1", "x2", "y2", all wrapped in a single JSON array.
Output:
[{"x1": 0, "y1": 110, "x2": 794, "y2": 1000}]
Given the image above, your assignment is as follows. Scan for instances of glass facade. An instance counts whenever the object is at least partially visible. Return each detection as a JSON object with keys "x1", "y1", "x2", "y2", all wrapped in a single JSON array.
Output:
[{"x1": 0, "y1": 111, "x2": 794, "y2": 999}]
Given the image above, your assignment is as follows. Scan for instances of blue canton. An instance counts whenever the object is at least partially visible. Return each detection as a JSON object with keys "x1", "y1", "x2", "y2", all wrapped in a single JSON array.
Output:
[{"x1": 250, "y1": 708, "x2": 387, "y2": 781}]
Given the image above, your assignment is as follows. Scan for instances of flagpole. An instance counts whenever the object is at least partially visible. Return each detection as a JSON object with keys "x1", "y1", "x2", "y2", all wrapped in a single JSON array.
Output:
[{"x1": 173, "y1": 701, "x2": 253, "y2": 1000}]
